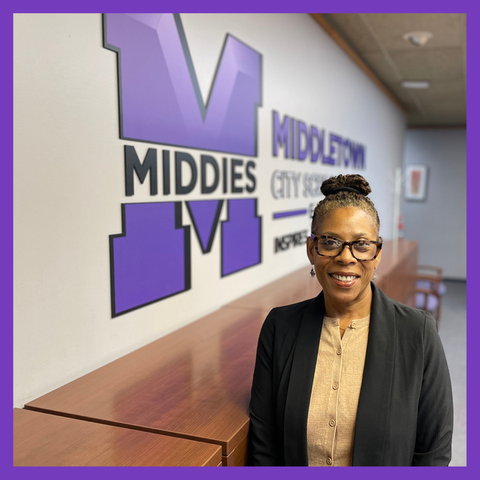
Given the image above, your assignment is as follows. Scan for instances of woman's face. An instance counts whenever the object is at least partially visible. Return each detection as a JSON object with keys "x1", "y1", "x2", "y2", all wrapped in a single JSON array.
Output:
[{"x1": 306, "y1": 206, "x2": 382, "y2": 310}]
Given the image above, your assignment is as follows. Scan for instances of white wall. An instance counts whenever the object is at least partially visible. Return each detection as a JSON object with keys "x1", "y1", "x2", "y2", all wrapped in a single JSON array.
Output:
[
  {"x1": 402, "y1": 129, "x2": 466, "y2": 279},
  {"x1": 14, "y1": 13, "x2": 406, "y2": 407}
]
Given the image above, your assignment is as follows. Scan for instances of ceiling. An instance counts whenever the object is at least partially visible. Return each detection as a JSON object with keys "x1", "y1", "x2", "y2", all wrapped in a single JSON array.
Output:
[{"x1": 315, "y1": 14, "x2": 466, "y2": 128}]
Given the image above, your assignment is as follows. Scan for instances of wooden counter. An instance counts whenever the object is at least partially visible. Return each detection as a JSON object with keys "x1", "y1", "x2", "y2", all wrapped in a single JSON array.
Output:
[
  {"x1": 25, "y1": 307, "x2": 269, "y2": 466},
  {"x1": 24, "y1": 239, "x2": 417, "y2": 466},
  {"x1": 14, "y1": 408, "x2": 222, "y2": 466},
  {"x1": 374, "y1": 239, "x2": 418, "y2": 306}
]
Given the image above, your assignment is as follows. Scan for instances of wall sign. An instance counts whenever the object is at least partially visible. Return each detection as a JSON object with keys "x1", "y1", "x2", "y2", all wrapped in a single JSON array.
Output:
[
  {"x1": 103, "y1": 13, "x2": 367, "y2": 317},
  {"x1": 104, "y1": 13, "x2": 263, "y2": 317}
]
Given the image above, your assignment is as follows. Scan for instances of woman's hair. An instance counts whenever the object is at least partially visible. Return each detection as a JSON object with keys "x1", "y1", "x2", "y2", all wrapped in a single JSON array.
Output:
[{"x1": 311, "y1": 174, "x2": 380, "y2": 234}]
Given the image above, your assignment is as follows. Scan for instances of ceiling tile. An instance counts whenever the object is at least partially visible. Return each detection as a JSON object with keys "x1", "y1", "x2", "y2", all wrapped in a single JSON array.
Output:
[
  {"x1": 362, "y1": 52, "x2": 402, "y2": 83},
  {"x1": 423, "y1": 99, "x2": 466, "y2": 116},
  {"x1": 387, "y1": 79, "x2": 465, "y2": 103},
  {"x1": 315, "y1": 13, "x2": 467, "y2": 127},
  {"x1": 407, "y1": 112, "x2": 466, "y2": 126},
  {"x1": 389, "y1": 48, "x2": 464, "y2": 81},
  {"x1": 362, "y1": 13, "x2": 465, "y2": 52},
  {"x1": 413, "y1": 80, "x2": 466, "y2": 102},
  {"x1": 324, "y1": 14, "x2": 381, "y2": 54},
  {"x1": 383, "y1": 82, "x2": 424, "y2": 110}
]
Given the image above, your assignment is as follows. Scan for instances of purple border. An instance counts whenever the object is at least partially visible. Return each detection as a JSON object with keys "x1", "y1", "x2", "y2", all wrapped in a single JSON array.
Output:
[
  {"x1": 6, "y1": 2, "x2": 474, "y2": 480},
  {"x1": 273, "y1": 209, "x2": 308, "y2": 219}
]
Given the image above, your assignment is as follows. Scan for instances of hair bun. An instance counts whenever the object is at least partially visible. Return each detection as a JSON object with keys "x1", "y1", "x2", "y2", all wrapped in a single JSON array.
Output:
[{"x1": 321, "y1": 174, "x2": 372, "y2": 197}]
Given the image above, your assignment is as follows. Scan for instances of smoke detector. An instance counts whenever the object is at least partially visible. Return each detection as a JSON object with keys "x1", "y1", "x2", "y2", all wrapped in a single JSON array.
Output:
[{"x1": 402, "y1": 31, "x2": 433, "y2": 47}]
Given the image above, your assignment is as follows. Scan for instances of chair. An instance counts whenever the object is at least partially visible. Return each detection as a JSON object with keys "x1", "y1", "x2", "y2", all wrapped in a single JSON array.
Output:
[{"x1": 414, "y1": 265, "x2": 447, "y2": 330}]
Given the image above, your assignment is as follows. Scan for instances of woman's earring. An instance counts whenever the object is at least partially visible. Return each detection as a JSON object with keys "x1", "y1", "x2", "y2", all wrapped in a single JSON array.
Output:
[
  {"x1": 310, "y1": 266, "x2": 315, "y2": 277},
  {"x1": 372, "y1": 269, "x2": 377, "y2": 281}
]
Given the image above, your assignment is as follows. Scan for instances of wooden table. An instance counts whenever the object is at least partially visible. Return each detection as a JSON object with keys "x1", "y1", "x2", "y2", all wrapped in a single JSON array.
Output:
[{"x1": 14, "y1": 408, "x2": 222, "y2": 466}]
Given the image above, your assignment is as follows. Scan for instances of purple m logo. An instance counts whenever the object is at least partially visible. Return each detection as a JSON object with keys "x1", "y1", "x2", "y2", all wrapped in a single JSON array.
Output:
[
  {"x1": 103, "y1": 14, "x2": 263, "y2": 156},
  {"x1": 110, "y1": 199, "x2": 261, "y2": 317}
]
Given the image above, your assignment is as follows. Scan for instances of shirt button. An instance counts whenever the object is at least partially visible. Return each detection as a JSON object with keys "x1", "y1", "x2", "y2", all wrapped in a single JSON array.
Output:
[
  {"x1": 332, "y1": 382, "x2": 339, "y2": 390},
  {"x1": 350, "y1": 321, "x2": 356, "y2": 328},
  {"x1": 329, "y1": 419, "x2": 336, "y2": 427},
  {"x1": 336, "y1": 348, "x2": 342, "y2": 355},
  {"x1": 326, "y1": 457, "x2": 332, "y2": 465}
]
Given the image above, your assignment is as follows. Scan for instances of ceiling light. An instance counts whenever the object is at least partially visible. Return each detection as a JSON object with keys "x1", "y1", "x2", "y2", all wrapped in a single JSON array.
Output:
[
  {"x1": 402, "y1": 31, "x2": 433, "y2": 47},
  {"x1": 401, "y1": 80, "x2": 430, "y2": 89}
]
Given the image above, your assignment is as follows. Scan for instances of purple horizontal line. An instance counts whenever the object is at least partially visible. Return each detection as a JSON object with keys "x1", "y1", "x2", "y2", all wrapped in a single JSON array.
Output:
[{"x1": 272, "y1": 209, "x2": 308, "y2": 219}]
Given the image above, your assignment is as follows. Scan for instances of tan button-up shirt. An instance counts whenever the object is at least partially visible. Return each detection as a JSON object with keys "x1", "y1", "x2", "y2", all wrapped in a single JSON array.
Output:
[{"x1": 307, "y1": 314, "x2": 370, "y2": 466}]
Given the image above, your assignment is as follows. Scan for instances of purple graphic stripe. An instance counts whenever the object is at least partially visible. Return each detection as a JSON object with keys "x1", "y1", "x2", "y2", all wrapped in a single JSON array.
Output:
[
  {"x1": 104, "y1": 14, "x2": 262, "y2": 156},
  {"x1": 272, "y1": 209, "x2": 308, "y2": 219}
]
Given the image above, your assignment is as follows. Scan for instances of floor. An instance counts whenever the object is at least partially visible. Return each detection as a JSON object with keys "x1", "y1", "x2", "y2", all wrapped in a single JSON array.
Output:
[{"x1": 436, "y1": 280, "x2": 466, "y2": 466}]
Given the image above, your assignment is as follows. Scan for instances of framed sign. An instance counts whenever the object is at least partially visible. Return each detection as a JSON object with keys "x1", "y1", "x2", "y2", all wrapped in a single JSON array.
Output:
[{"x1": 405, "y1": 164, "x2": 428, "y2": 201}]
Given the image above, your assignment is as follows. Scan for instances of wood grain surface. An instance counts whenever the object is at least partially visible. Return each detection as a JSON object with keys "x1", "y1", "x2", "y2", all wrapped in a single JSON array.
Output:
[
  {"x1": 222, "y1": 435, "x2": 249, "y2": 466},
  {"x1": 374, "y1": 240, "x2": 418, "y2": 305},
  {"x1": 26, "y1": 307, "x2": 270, "y2": 456},
  {"x1": 14, "y1": 408, "x2": 221, "y2": 466}
]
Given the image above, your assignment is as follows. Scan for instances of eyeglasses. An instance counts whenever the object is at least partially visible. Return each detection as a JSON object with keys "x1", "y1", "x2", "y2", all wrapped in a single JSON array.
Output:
[{"x1": 310, "y1": 234, "x2": 383, "y2": 261}]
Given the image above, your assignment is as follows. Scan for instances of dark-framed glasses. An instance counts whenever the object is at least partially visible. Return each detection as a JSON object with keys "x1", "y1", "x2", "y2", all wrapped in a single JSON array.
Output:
[{"x1": 310, "y1": 234, "x2": 383, "y2": 261}]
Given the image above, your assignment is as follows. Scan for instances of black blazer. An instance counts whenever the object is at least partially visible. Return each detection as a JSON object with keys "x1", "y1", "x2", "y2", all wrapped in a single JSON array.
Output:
[{"x1": 248, "y1": 283, "x2": 453, "y2": 466}]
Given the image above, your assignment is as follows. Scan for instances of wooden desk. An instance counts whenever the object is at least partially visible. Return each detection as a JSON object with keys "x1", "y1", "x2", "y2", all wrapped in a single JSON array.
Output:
[
  {"x1": 25, "y1": 307, "x2": 269, "y2": 466},
  {"x1": 14, "y1": 408, "x2": 221, "y2": 466}
]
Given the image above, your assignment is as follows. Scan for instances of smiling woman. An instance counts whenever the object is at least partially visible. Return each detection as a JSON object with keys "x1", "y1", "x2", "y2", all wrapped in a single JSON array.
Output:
[
  {"x1": 308, "y1": 207, "x2": 381, "y2": 326},
  {"x1": 248, "y1": 174, "x2": 453, "y2": 467}
]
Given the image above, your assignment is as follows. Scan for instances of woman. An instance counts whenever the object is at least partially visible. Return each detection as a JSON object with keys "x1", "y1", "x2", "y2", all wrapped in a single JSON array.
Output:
[{"x1": 248, "y1": 174, "x2": 453, "y2": 466}]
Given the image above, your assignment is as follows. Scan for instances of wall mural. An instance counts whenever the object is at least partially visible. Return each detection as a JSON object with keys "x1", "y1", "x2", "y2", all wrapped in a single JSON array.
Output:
[{"x1": 104, "y1": 13, "x2": 263, "y2": 317}]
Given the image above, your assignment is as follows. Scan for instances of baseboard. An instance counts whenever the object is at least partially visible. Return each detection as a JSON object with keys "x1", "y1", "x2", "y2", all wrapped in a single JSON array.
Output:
[{"x1": 443, "y1": 278, "x2": 466, "y2": 283}]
